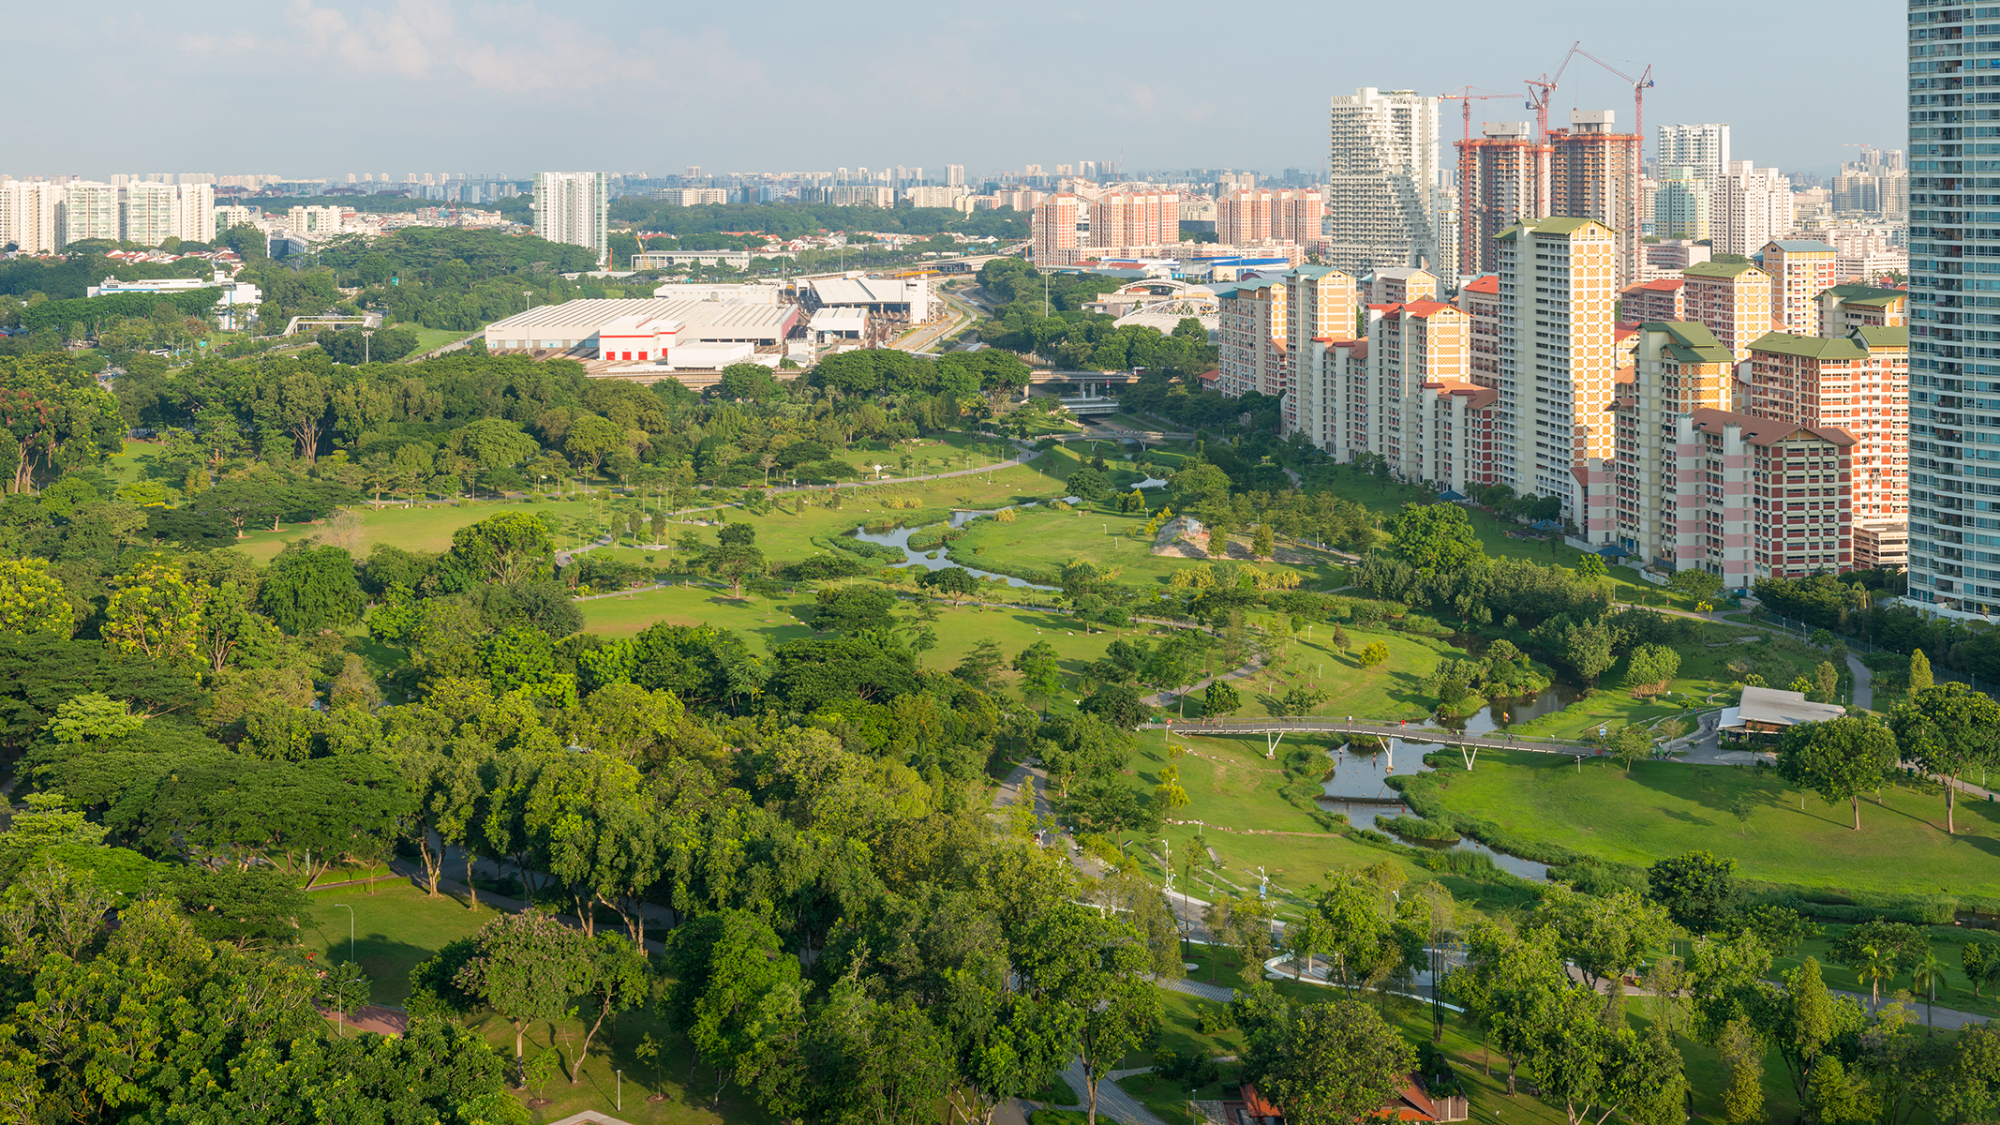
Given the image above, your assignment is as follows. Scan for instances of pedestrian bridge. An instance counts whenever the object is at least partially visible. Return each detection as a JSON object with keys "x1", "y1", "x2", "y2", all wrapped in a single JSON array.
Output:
[{"x1": 1144, "y1": 716, "x2": 1598, "y2": 765}]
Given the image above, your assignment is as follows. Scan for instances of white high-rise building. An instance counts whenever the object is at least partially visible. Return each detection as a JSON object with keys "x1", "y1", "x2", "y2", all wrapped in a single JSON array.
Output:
[
  {"x1": 1326, "y1": 87, "x2": 1442, "y2": 274},
  {"x1": 59, "y1": 182, "x2": 119, "y2": 247},
  {"x1": 171, "y1": 183, "x2": 216, "y2": 244},
  {"x1": 1713, "y1": 161, "x2": 1790, "y2": 259},
  {"x1": 946, "y1": 165, "x2": 966, "y2": 187},
  {"x1": 0, "y1": 181, "x2": 63, "y2": 255},
  {"x1": 532, "y1": 172, "x2": 609, "y2": 265},
  {"x1": 120, "y1": 181, "x2": 176, "y2": 246},
  {"x1": 1495, "y1": 216, "x2": 1620, "y2": 518},
  {"x1": 1657, "y1": 123, "x2": 1732, "y2": 185}
]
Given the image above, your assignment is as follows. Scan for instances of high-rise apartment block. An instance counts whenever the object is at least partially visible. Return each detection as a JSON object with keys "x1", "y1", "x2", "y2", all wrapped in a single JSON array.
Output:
[
  {"x1": 1653, "y1": 167, "x2": 1709, "y2": 241},
  {"x1": 1681, "y1": 259, "x2": 1772, "y2": 361},
  {"x1": 59, "y1": 182, "x2": 119, "y2": 245},
  {"x1": 946, "y1": 165, "x2": 966, "y2": 187},
  {"x1": 1366, "y1": 300, "x2": 1470, "y2": 482},
  {"x1": 1456, "y1": 122, "x2": 1548, "y2": 276},
  {"x1": 1090, "y1": 191, "x2": 1179, "y2": 248},
  {"x1": 1763, "y1": 240, "x2": 1840, "y2": 337},
  {"x1": 119, "y1": 181, "x2": 175, "y2": 246},
  {"x1": 1620, "y1": 278, "x2": 1687, "y2": 323},
  {"x1": 1495, "y1": 216, "x2": 1620, "y2": 514},
  {"x1": 1372, "y1": 267, "x2": 1438, "y2": 307},
  {"x1": 1743, "y1": 328, "x2": 1909, "y2": 533},
  {"x1": 1216, "y1": 278, "x2": 1288, "y2": 399},
  {"x1": 1216, "y1": 187, "x2": 1323, "y2": 246},
  {"x1": 171, "y1": 183, "x2": 215, "y2": 244},
  {"x1": 1818, "y1": 285, "x2": 1908, "y2": 338},
  {"x1": 1713, "y1": 162, "x2": 1791, "y2": 258},
  {"x1": 1031, "y1": 193, "x2": 1082, "y2": 266},
  {"x1": 1547, "y1": 111, "x2": 1643, "y2": 289},
  {"x1": 1599, "y1": 322, "x2": 1735, "y2": 562},
  {"x1": 1457, "y1": 275, "x2": 1501, "y2": 389},
  {"x1": 532, "y1": 172, "x2": 609, "y2": 265},
  {"x1": 1906, "y1": 0, "x2": 1992, "y2": 613},
  {"x1": 1657, "y1": 123, "x2": 1732, "y2": 185},
  {"x1": 1680, "y1": 410, "x2": 1855, "y2": 583},
  {"x1": 0, "y1": 181, "x2": 62, "y2": 254},
  {"x1": 1326, "y1": 88, "x2": 1442, "y2": 274}
]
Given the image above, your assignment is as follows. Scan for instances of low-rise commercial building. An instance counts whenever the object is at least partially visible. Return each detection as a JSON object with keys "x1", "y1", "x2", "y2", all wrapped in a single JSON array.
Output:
[{"x1": 482, "y1": 297, "x2": 800, "y2": 358}]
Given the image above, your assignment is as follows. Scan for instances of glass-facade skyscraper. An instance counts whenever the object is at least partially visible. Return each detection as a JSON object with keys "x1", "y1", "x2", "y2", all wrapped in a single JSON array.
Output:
[{"x1": 1909, "y1": 3, "x2": 2000, "y2": 616}]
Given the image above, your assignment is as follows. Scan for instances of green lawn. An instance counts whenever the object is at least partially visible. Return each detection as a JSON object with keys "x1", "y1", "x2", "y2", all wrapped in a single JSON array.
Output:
[
  {"x1": 397, "y1": 324, "x2": 479, "y2": 354},
  {"x1": 1773, "y1": 922, "x2": 2000, "y2": 1022},
  {"x1": 304, "y1": 882, "x2": 489, "y2": 1007},
  {"x1": 230, "y1": 500, "x2": 503, "y2": 564},
  {"x1": 951, "y1": 505, "x2": 1343, "y2": 591},
  {"x1": 1412, "y1": 749, "x2": 2000, "y2": 899},
  {"x1": 1505, "y1": 633, "x2": 1835, "y2": 742}
]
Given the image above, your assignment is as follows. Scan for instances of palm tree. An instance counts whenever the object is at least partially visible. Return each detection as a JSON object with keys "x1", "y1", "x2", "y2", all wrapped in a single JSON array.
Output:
[
  {"x1": 1858, "y1": 944, "x2": 1896, "y2": 1008},
  {"x1": 1912, "y1": 952, "x2": 1947, "y2": 1033}
]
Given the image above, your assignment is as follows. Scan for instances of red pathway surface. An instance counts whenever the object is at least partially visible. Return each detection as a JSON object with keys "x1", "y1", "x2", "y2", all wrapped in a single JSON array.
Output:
[{"x1": 319, "y1": 1003, "x2": 410, "y2": 1037}]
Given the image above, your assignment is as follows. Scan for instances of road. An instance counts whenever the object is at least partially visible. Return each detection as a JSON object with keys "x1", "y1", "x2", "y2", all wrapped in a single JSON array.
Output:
[
  {"x1": 891, "y1": 285, "x2": 981, "y2": 354},
  {"x1": 1153, "y1": 717, "x2": 1598, "y2": 755}
]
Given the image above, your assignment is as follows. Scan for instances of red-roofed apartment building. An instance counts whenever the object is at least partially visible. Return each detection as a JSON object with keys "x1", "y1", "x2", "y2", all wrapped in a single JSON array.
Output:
[{"x1": 1620, "y1": 277, "x2": 1686, "y2": 323}]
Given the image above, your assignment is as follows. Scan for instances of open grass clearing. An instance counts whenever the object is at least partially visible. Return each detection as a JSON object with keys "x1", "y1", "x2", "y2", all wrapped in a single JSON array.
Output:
[
  {"x1": 1413, "y1": 749, "x2": 2000, "y2": 898},
  {"x1": 229, "y1": 499, "x2": 503, "y2": 564},
  {"x1": 303, "y1": 881, "x2": 488, "y2": 1007}
]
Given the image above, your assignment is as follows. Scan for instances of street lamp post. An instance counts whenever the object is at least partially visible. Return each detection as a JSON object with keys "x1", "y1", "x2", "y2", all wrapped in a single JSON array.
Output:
[{"x1": 331, "y1": 903, "x2": 355, "y2": 964}]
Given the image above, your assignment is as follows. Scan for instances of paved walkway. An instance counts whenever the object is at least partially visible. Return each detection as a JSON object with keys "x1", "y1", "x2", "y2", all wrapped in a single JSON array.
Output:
[
  {"x1": 1040, "y1": 1057, "x2": 1172, "y2": 1125},
  {"x1": 1848, "y1": 651, "x2": 1875, "y2": 711},
  {"x1": 320, "y1": 1003, "x2": 409, "y2": 1037}
]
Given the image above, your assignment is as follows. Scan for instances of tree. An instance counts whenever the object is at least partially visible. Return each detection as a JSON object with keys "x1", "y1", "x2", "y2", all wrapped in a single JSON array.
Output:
[
  {"x1": 662, "y1": 911, "x2": 805, "y2": 1106},
  {"x1": 165, "y1": 866, "x2": 311, "y2": 951},
  {"x1": 260, "y1": 544, "x2": 364, "y2": 634},
  {"x1": 1253, "y1": 524, "x2": 1275, "y2": 559},
  {"x1": 1392, "y1": 503, "x2": 1485, "y2": 576},
  {"x1": 1066, "y1": 467, "x2": 1112, "y2": 502},
  {"x1": 1911, "y1": 648, "x2": 1934, "y2": 692},
  {"x1": 814, "y1": 584, "x2": 898, "y2": 634},
  {"x1": 570, "y1": 933, "x2": 653, "y2": 1083},
  {"x1": 1647, "y1": 850, "x2": 1737, "y2": 935},
  {"x1": 1080, "y1": 682, "x2": 1150, "y2": 731},
  {"x1": 1776, "y1": 715, "x2": 1899, "y2": 830},
  {"x1": 454, "y1": 910, "x2": 593, "y2": 1084},
  {"x1": 1764, "y1": 957, "x2": 1867, "y2": 1105},
  {"x1": 102, "y1": 563, "x2": 204, "y2": 666},
  {"x1": 1964, "y1": 938, "x2": 2000, "y2": 999},
  {"x1": 954, "y1": 638, "x2": 1005, "y2": 691},
  {"x1": 1013, "y1": 905, "x2": 1158, "y2": 1125},
  {"x1": 440, "y1": 512, "x2": 556, "y2": 589},
  {"x1": 1814, "y1": 660, "x2": 1840, "y2": 703},
  {"x1": 0, "y1": 558, "x2": 72, "y2": 637},
  {"x1": 1891, "y1": 682, "x2": 2000, "y2": 834},
  {"x1": 564, "y1": 413, "x2": 626, "y2": 476},
  {"x1": 1257, "y1": 1000, "x2": 1415, "y2": 1125},
  {"x1": 1357, "y1": 641, "x2": 1389, "y2": 669},
  {"x1": 1574, "y1": 553, "x2": 1607, "y2": 581},
  {"x1": 1624, "y1": 643, "x2": 1681, "y2": 697},
  {"x1": 1013, "y1": 640, "x2": 1064, "y2": 714},
  {"x1": 1669, "y1": 568, "x2": 1724, "y2": 601},
  {"x1": 919, "y1": 566, "x2": 980, "y2": 605},
  {"x1": 1204, "y1": 677, "x2": 1242, "y2": 717},
  {"x1": 1607, "y1": 723, "x2": 1655, "y2": 775}
]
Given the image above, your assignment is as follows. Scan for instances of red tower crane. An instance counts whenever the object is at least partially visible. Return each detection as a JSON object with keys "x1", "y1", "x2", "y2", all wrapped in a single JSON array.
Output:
[
  {"x1": 1525, "y1": 41, "x2": 1581, "y2": 140},
  {"x1": 1572, "y1": 46, "x2": 1656, "y2": 153},
  {"x1": 1440, "y1": 86, "x2": 1515, "y2": 276}
]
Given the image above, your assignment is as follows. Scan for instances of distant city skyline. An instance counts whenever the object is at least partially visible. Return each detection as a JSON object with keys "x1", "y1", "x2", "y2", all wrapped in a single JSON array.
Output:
[{"x1": 7, "y1": 0, "x2": 1899, "y2": 180}]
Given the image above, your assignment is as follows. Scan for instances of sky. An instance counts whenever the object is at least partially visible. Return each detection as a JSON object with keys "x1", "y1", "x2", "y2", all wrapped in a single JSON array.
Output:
[{"x1": 8, "y1": 0, "x2": 1904, "y2": 182}]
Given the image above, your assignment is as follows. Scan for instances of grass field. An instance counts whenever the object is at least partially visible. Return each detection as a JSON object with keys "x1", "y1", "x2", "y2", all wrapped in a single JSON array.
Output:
[
  {"x1": 230, "y1": 500, "x2": 502, "y2": 564},
  {"x1": 1413, "y1": 748, "x2": 2000, "y2": 898},
  {"x1": 951, "y1": 505, "x2": 1343, "y2": 591},
  {"x1": 304, "y1": 882, "x2": 488, "y2": 1007}
]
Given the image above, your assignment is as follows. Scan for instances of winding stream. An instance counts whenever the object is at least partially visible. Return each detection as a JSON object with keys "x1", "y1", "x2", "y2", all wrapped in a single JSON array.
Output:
[
  {"x1": 1317, "y1": 744, "x2": 1550, "y2": 882},
  {"x1": 851, "y1": 506, "x2": 1060, "y2": 590}
]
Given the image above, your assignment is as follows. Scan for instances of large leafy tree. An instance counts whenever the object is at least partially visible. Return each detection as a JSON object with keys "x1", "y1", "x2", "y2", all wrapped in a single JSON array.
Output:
[
  {"x1": 0, "y1": 558, "x2": 72, "y2": 637},
  {"x1": 1012, "y1": 903, "x2": 1157, "y2": 1125},
  {"x1": 1776, "y1": 714, "x2": 1900, "y2": 830},
  {"x1": 454, "y1": 910, "x2": 594, "y2": 1083},
  {"x1": 259, "y1": 544, "x2": 363, "y2": 635},
  {"x1": 1647, "y1": 850, "x2": 1738, "y2": 935},
  {"x1": 102, "y1": 563, "x2": 205, "y2": 666},
  {"x1": 662, "y1": 910, "x2": 807, "y2": 1107},
  {"x1": 1890, "y1": 681, "x2": 2000, "y2": 834},
  {"x1": 1257, "y1": 999, "x2": 1415, "y2": 1125},
  {"x1": 1392, "y1": 502, "x2": 1486, "y2": 577},
  {"x1": 438, "y1": 511, "x2": 556, "y2": 590},
  {"x1": 0, "y1": 354, "x2": 125, "y2": 492}
]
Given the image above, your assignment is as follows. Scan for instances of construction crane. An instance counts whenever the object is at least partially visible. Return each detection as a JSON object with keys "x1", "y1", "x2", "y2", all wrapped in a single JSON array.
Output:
[
  {"x1": 1439, "y1": 86, "x2": 1516, "y2": 276},
  {"x1": 1525, "y1": 41, "x2": 1581, "y2": 141},
  {"x1": 1572, "y1": 46, "x2": 1656, "y2": 154}
]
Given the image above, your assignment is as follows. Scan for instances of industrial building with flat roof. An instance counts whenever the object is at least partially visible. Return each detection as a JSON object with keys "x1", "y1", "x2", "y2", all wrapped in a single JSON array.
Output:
[{"x1": 482, "y1": 298, "x2": 799, "y2": 359}]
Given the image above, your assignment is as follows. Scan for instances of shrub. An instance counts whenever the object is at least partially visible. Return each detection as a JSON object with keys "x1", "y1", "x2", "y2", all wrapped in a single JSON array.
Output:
[{"x1": 1375, "y1": 814, "x2": 1460, "y2": 843}]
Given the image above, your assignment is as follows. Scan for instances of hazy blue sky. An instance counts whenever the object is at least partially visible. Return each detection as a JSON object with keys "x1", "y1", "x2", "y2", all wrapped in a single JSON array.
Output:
[{"x1": 9, "y1": 0, "x2": 1902, "y2": 180}]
